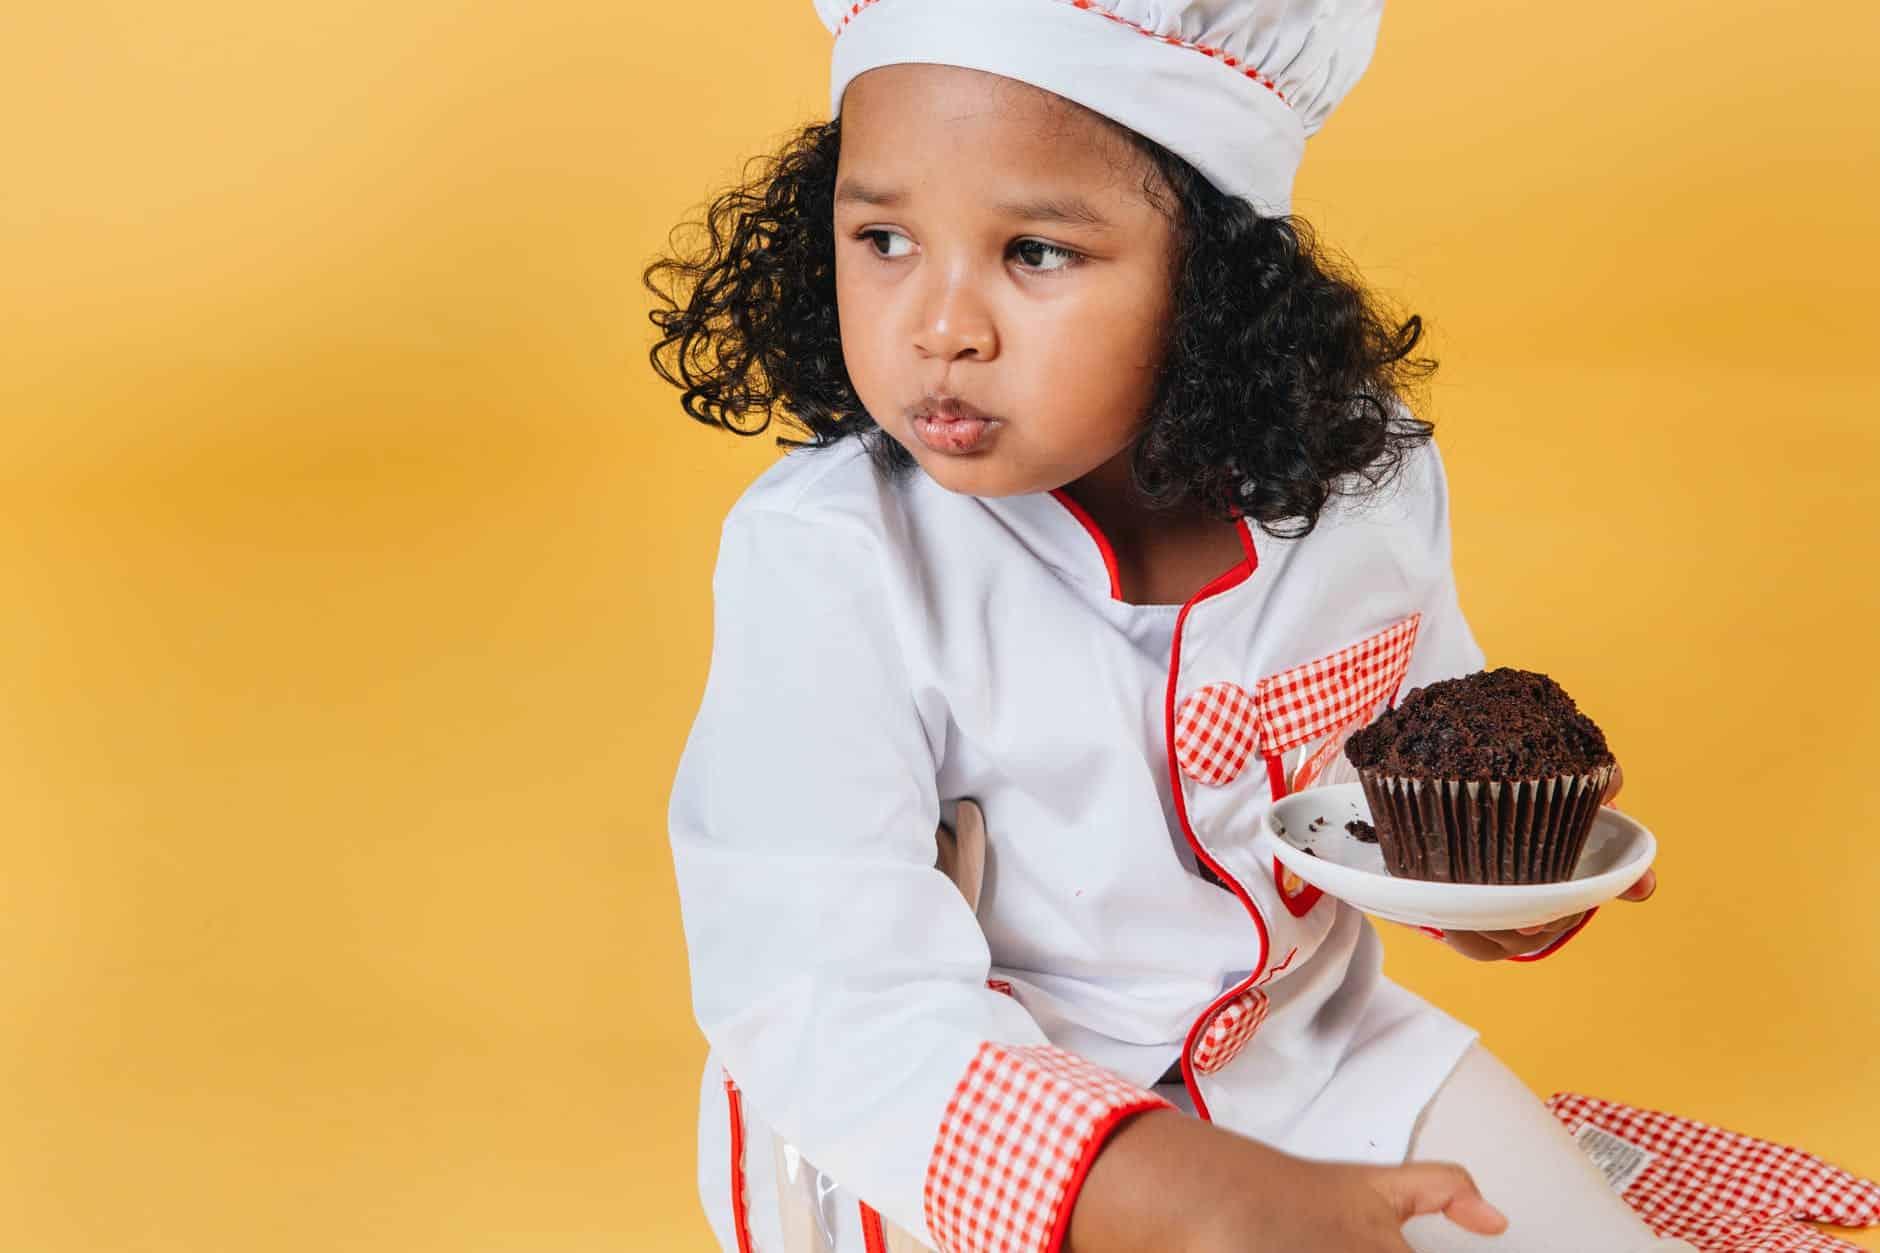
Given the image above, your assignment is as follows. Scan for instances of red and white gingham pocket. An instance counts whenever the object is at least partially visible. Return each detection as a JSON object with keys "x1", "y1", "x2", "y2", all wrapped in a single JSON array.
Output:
[
  {"x1": 1172, "y1": 617, "x2": 1424, "y2": 920},
  {"x1": 1254, "y1": 614, "x2": 1422, "y2": 760},
  {"x1": 1189, "y1": 987, "x2": 1270, "y2": 1075},
  {"x1": 1171, "y1": 615, "x2": 1423, "y2": 789}
]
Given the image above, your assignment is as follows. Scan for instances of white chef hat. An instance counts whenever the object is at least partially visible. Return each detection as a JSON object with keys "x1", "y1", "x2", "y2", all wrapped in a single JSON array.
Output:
[{"x1": 810, "y1": 0, "x2": 1385, "y2": 218}]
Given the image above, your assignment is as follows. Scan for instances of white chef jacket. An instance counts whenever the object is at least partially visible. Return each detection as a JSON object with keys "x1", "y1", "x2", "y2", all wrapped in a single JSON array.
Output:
[{"x1": 667, "y1": 434, "x2": 1581, "y2": 1253}]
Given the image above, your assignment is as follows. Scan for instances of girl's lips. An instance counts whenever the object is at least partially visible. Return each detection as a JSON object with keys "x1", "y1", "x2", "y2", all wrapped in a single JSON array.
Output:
[{"x1": 912, "y1": 413, "x2": 998, "y2": 454}]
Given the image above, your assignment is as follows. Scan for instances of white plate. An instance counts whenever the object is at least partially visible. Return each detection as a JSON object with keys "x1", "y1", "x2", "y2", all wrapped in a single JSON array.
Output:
[{"x1": 1254, "y1": 782, "x2": 1656, "y2": 932}]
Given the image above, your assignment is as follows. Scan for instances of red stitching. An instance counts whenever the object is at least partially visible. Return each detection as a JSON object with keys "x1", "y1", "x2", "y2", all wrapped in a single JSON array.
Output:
[
  {"x1": 722, "y1": 1071, "x2": 755, "y2": 1253},
  {"x1": 833, "y1": 0, "x2": 1293, "y2": 108},
  {"x1": 1253, "y1": 944, "x2": 1299, "y2": 988}
]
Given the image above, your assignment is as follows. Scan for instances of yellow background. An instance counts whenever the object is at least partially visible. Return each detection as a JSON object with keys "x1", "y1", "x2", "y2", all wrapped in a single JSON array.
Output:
[{"x1": 4, "y1": 1, "x2": 1876, "y2": 1248}]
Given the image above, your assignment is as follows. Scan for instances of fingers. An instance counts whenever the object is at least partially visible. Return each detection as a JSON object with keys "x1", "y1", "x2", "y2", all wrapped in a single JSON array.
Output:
[
  {"x1": 1620, "y1": 867, "x2": 1657, "y2": 902},
  {"x1": 1436, "y1": 931, "x2": 1508, "y2": 962},
  {"x1": 1444, "y1": 1190, "x2": 1513, "y2": 1236},
  {"x1": 1377, "y1": 1162, "x2": 1508, "y2": 1235},
  {"x1": 1439, "y1": 927, "x2": 1546, "y2": 961},
  {"x1": 1509, "y1": 911, "x2": 1584, "y2": 940},
  {"x1": 1434, "y1": 913, "x2": 1580, "y2": 961}
]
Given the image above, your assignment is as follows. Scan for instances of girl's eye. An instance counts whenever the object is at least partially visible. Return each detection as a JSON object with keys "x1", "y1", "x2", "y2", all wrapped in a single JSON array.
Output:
[
  {"x1": 859, "y1": 228, "x2": 914, "y2": 259},
  {"x1": 855, "y1": 229, "x2": 1083, "y2": 273},
  {"x1": 1012, "y1": 238, "x2": 1082, "y2": 273}
]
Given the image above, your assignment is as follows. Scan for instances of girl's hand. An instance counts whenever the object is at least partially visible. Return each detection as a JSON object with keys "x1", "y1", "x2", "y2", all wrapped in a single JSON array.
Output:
[
  {"x1": 1068, "y1": 1107, "x2": 1507, "y2": 1253},
  {"x1": 1436, "y1": 761, "x2": 1658, "y2": 962},
  {"x1": 1187, "y1": 1150, "x2": 1511, "y2": 1253}
]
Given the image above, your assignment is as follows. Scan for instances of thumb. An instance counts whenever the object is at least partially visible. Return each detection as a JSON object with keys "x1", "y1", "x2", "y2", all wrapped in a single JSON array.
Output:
[{"x1": 1373, "y1": 1162, "x2": 1510, "y2": 1235}]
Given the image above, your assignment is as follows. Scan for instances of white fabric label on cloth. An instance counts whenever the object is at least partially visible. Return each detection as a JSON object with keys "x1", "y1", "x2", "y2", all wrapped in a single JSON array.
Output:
[{"x1": 1572, "y1": 1122, "x2": 1658, "y2": 1194}]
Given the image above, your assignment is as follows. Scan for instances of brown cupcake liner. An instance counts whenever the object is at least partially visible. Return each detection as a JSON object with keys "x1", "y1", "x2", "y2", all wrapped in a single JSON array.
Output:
[{"x1": 1356, "y1": 765, "x2": 1615, "y2": 884}]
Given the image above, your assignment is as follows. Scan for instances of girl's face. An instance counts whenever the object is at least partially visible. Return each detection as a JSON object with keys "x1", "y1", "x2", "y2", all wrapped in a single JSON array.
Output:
[{"x1": 834, "y1": 64, "x2": 1177, "y2": 502}]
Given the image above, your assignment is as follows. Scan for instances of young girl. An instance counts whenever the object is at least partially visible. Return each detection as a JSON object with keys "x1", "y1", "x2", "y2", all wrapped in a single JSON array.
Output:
[{"x1": 652, "y1": 3, "x2": 1673, "y2": 1250}]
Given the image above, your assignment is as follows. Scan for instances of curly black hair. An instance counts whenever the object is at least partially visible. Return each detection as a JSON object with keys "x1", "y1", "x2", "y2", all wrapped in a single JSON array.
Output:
[{"x1": 644, "y1": 115, "x2": 1436, "y2": 539}]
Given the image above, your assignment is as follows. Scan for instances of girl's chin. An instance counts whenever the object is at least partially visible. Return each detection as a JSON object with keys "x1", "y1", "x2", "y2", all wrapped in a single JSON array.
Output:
[{"x1": 909, "y1": 448, "x2": 1029, "y2": 497}]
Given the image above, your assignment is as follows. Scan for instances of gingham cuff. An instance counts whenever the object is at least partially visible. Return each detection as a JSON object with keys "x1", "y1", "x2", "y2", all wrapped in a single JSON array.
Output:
[{"x1": 922, "y1": 1042, "x2": 1172, "y2": 1253}]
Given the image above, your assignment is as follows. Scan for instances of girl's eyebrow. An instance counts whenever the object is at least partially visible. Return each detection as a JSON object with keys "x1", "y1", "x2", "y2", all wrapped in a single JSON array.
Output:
[{"x1": 835, "y1": 177, "x2": 1117, "y2": 231}]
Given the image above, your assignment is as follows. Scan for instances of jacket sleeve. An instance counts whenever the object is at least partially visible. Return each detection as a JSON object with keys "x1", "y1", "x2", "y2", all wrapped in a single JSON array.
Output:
[
  {"x1": 1395, "y1": 438, "x2": 1488, "y2": 696},
  {"x1": 668, "y1": 503, "x2": 1169, "y2": 1252}
]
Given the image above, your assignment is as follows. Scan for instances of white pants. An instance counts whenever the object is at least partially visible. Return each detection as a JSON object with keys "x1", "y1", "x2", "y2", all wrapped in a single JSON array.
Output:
[{"x1": 1156, "y1": 1042, "x2": 1696, "y2": 1252}]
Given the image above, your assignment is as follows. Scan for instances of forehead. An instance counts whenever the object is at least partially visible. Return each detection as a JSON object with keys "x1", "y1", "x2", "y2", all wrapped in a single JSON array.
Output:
[{"x1": 837, "y1": 63, "x2": 1152, "y2": 200}]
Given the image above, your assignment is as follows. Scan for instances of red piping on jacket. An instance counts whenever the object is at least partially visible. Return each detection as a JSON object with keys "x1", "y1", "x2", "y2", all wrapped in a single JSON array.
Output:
[
  {"x1": 1047, "y1": 487, "x2": 1124, "y2": 601},
  {"x1": 860, "y1": 1202, "x2": 889, "y2": 1252},
  {"x1": 723, "y1": 1071, "x2": 755, "y2": 1253},
  {"x1": 1164, "y1": 523, "x2": 1267, "y2": 1121},
  {"x1": 1046, "y1": 490, "x2": 1268, "y2": 1121}
]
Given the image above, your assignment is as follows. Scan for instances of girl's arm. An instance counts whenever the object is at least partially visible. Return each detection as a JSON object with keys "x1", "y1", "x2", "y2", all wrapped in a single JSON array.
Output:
[
  {"x1": 669, "y1": 501, "x2": 1169, "y2": 1251},
  {"x1": 1065, "y1": 1107, "x2": 1508, "y2": 1253}
]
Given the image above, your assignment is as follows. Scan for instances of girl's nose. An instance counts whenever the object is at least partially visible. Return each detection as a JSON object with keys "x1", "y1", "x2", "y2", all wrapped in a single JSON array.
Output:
[{"x1": 912, "y1": 275, "x2": 997, "y2": 362}]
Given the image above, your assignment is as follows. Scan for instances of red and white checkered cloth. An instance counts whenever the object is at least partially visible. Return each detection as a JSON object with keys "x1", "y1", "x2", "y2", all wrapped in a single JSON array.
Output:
[
  {"x1": 1173, "y1": 680, "x2": 1260, "y2": 785},
  {"x1": 923, "y1": 1042, "x2": 1170, "y2": 1253},
  {"x1": 1171, "y1": 616, "x2": 1421, "y2": 787},
  {"x1": 1254, "y1": 613, "x2": 1421, "y2": 756},
  {"x1": 1190, "y1": 987, "x2": 1270, "y2": 1074},
  {"x1": 1547, "y1": 1092, "x2": 1880, "y2": 1252}
]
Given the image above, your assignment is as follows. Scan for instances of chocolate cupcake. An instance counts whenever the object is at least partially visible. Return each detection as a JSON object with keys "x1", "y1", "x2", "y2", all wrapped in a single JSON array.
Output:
[{"x1": 1342, "y1": 668, "x2": 1616, "y2": 884}]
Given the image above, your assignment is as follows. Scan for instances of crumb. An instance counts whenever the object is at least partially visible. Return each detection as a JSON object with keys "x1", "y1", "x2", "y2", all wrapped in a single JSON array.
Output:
[
  {"x1": 1345, "y1": 819, "x2": 1378, "y2": 843},
  {"x1": 1305, "y1": 847, "x2": 1319, "y2": 857}
]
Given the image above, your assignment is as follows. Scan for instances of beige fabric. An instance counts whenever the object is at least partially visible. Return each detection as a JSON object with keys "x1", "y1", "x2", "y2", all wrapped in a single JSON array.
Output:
[
  {"x1": 934, "y1": 799, "x2": 987, "y2": 913},
  {"x1": 881, "y1": 1219, "x2": 931, "y2": 1253}
]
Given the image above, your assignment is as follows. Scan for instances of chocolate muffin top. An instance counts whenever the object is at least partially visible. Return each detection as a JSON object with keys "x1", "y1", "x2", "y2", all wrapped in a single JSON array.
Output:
[{"x1": 1343, "y1": 668, "x2": 1614, "y2": 780}]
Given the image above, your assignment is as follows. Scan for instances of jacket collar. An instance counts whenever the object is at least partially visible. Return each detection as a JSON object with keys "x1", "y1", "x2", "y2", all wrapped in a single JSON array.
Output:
[{"x1": 954, "y1": 479, "x2": 1259, "y2": 607}]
